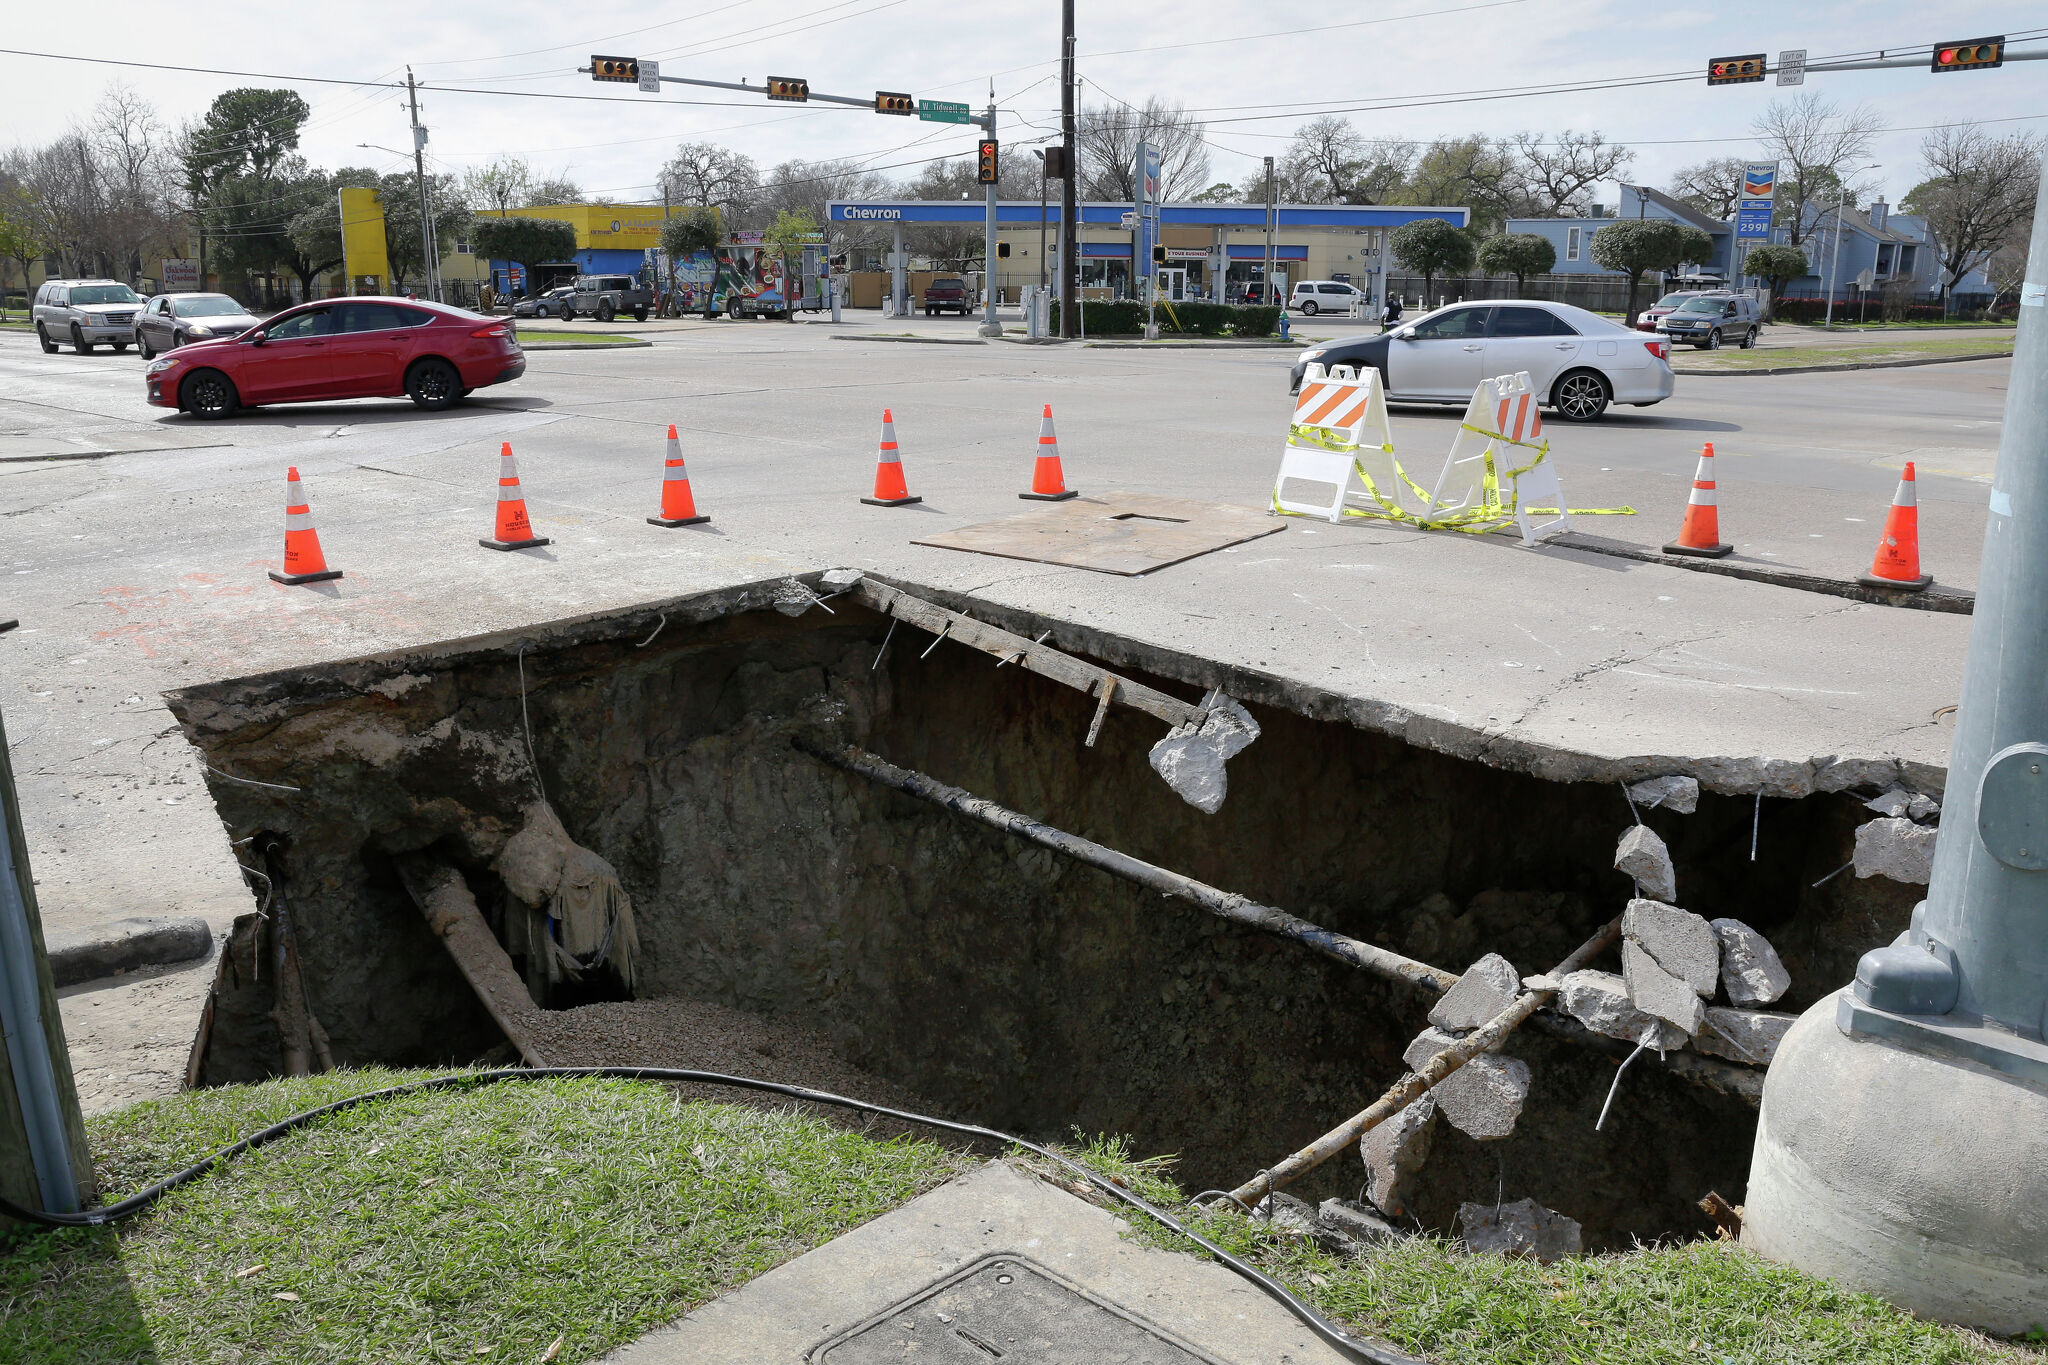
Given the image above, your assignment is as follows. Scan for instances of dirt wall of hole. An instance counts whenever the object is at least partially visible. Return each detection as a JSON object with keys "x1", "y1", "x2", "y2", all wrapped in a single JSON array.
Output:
[{"x1": 173, "y1": 596, "x2": 1919, "y2": 1249}]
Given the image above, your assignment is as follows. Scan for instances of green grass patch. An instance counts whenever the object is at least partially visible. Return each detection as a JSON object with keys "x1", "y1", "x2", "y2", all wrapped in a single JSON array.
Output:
[
  {"x1": 1677, "y1": 337, "x2": 2014, "y2": 371},
  {"x1": 514, "y1": 330, "x2": 638, "y2": 344},
  {"x1": 1023, "y1": 1136, "x2": 2041, "y2": 1365},
  {"x1": 1, "y1": 1068, "x2": 971, "y2": 1364}
]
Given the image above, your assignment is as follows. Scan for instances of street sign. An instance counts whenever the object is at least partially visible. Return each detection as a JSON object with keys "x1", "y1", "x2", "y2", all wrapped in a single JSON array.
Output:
[
  {"x1": 1736, "y1": 206, "x2": 1775, "y2": 241},
  {"x1": 637, "y1": 59, "x2": 661, "y2": 93},
  {"x1": 1777, "y1": 49, "x2": 1805, "y2": 86},
  {"x1": 1707, "y1": 53, "x2": 1767, "y2": 85},
  {"x1": 1739, "y1": 161, "x2": 1779, "y2": 207},
  {"x1": 918, "y1": 99, "x2": 972, "y2": 124},
  {"x1": 1119, "y1": 212, "x2": 1136, "y2": 228}
]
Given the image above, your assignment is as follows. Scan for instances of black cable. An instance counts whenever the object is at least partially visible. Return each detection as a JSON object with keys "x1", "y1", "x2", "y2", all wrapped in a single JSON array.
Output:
[{"x1": 0, "y1": 1066, "x2": 1416, "y2": 1365}]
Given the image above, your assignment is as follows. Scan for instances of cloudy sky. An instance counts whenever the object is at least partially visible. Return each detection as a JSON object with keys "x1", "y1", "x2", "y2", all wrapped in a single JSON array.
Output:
[{"x1": 3, "y1": 0, "x2": 2043, "y2": 206}]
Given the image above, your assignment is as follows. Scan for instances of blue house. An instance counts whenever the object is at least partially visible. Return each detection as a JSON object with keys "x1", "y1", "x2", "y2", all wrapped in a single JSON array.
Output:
[{"x1": 1508, "y1": 185, "x2": 1734, "y2": 280}]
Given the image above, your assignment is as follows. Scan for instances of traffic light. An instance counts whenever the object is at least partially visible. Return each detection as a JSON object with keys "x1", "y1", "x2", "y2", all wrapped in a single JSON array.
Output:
[
  {"x1": 1706, "y1": 53, "x2": 1767, "y2": 85},
  {"x1": 592, "y1": 55, "x2": 640, "y2": 83},
  {"x1": 1152, "y1": 245, "x2": 1167, "y2": 264},
  {"x1": 766, "y1": 77, "x2": 809, "y2": 102},
  {"x1": 977, "y1": 139, "x2": 999, "y2": 184},
  {"x1": 997, "y1": 241, "x2": 1011, "y2": 259},
  {"x1": 1933, "y1": 37, "x2": 2004, "y2": 72},
  {"x1": 875, "y1": 90, "x2": 915, "y2": 115}
]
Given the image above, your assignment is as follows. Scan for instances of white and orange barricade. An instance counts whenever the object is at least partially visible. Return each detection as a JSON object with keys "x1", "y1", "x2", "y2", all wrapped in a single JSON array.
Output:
[
  {"x1": 1271, "y1": 364, "x2": 1408, "y2": 524},
  {"x1": 1423, "y1": 371, "x2": 1575, "y2": 546}
]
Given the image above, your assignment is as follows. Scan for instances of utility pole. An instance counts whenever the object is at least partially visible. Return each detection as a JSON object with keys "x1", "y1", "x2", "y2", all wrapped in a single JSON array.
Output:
[
  {"x1": 1262, "y1": 156, "x2": 1276, "y2": 309},
  {"x1": 406, "y1": 69, "x2": 439, "y2": 302},
  {"x1": 1059, "y1": 0, "x2": 1077, "y2": 338},
  {"x1": 979, "y1": 90, "x2": 1001, "y2": 338}
]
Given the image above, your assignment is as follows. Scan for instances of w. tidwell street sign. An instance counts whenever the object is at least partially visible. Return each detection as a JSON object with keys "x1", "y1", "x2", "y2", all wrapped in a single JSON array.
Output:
[{"x1": 918, "y1": 100, "x2": 971, "y2": 124}]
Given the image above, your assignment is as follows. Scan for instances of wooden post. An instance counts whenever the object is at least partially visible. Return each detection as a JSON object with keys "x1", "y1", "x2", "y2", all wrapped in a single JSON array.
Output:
[{"x1": 0, "y1": 703, "x2": 96, "y2": 1227}]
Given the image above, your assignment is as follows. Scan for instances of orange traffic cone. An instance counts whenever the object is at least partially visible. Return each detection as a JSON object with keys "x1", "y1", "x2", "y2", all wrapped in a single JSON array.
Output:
[
  {"x1": 1859, "y1": 462, "x2": 1933, "y2": 590},
  {"x1": 268, "y1": 466, "x2": 343, "y2": 585},
  {"x1": 481, "y1": 442, "x2": 551, "y2": 550},
  {"x1": 1663, "y1": 442, "x2": 1733, "y2": 558},
  {"x1": 647, "y1": 424, "x2": 710, "y2": 527},
  {"x1": 861, "y1": 409, "x2": 921, "y2": 507},
  {"x1": 1020, "y1": 403, "x2": 1078, "y2": 501}
]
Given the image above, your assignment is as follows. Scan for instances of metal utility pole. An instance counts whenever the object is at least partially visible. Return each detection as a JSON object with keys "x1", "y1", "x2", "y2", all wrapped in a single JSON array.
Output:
[
  {"x1": 979, "y1": 91, "x2": 1002, "y2": 338},
  {"x1": 406, "y1": 69, "x2": 439, "y2": 302},
  {"x1": 1036, "y1": 150, "x2": 1049, "y2": 292},
  {"x1": 1262, "y1": 156, "x2": 1277, "y2": 308},
  {"x1": 1059, "y1": 0, "x2": 1077, "y2": 337}
]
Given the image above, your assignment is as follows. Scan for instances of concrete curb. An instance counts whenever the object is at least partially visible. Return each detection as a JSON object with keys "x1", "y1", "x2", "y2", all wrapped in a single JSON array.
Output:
[
  {"x1": 47, "y1": 915, "x2": 214, "y2": 987},
  {"x1": 1672, "y1": 350, "x2": 2011, "y2": 378},
  {"x1": 519, "y1": 340, "x2": 654, "y2": 351},
  {"x1": 831, "y1": 334, "x2": 988, "y2": 345},
  {"x1": 1541, "y1": 531, "x2": 1975, "y2": 614}
]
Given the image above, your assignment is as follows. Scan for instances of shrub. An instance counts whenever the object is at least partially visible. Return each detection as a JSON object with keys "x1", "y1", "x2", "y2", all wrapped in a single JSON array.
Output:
[
  {"x1": 1053, "y1": 300, "x2": 1280, "y2": 337},
  {"x1": 1230, "y1": 305, "x2": 1280, "y2": 337}
]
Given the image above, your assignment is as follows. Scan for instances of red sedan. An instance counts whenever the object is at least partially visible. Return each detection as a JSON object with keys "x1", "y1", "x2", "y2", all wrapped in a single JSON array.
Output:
[{"x1": 145, "y1": 297, "x2": 525, "y2": 419}]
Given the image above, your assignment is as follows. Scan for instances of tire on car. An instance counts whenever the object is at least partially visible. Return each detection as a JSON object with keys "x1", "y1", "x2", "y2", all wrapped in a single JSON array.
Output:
[
  {"x1": 597, "y1": 299, "x2": 615, "y2": 322},
  {"x1": 180, "y1": 369, "x2": 239, "y2": 420},
  {"x1": 70, "y1": 323, "x2": 93, "y2": 354},
  {"x1": 1742, "y1": 326, "x2": 1758, "y2": 349},
  {"x1": 35, "y1": 324, "x2": 58, "y2": 354},
  {"x1": 1550, "y1": 368, "x2": 1611, "y2": 423},
  {"x1": 406, "y1": 357, "x2": 462, "y2": 411},
  {"x1": 632, "y1": 307, "x2": 648, "y2": 322},
  {"x1": 1301, "y1": 299, "x2": 1319, "y2": 315},
  {"x1": 137, "y1": 333, "x2": 155, "y2": 360}
]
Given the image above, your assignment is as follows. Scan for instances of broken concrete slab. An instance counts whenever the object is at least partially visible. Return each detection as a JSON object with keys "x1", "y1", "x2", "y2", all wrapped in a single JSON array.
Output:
[
  {"x1": 46, "y1": 915, "x2": 213, "y2": 987},
  {"x1": 1254, "y1": 1190, "x2": 1323, "y2": 1238},
  {"x1": 1711, "y1": 918, "x2": 1790, "y2": 1007},
  {"x1": 1558, "y1": 970, "x2": 1690, "y2": 1051},
  {"x1": 1358, "y1": 1094, "x2": 1437, "y2": 1216},
  {"x1": 1695, "y1": 1007, "x2": 1797, "y2": 1066},
  {"x1": 1627, "y1": 775, "x2": 1699, "y2": 814},
  {"x1": 1319, "y1": 1198, "x2": 1403, "y2": 1248},
  {"x1": 1623, "y1": 898, "x2": 1719, "y2": 996},
  {"x1": 1865, "y1": 789, "x2": 1913, "y2": 818},
  {"x1": 1621, "y1": 939, "x2": 1707, "y2": 1035},
  {"x1": 1613, "y1": 824, "x2": 1677, "y2": 902},
  {"x1": 1457, "y1": 1198, "x2": 1583, "y2": 1262},
  {"x1": 1404, "y1": 1026, "x2": 1532, "y2": 1140},
  {"x1": 1427, "y1": 952, "x2": 1520, "y2": 1033},
  {"x1": 1854, "y1": 816, "x2": 1938, "y2": 884},
  {"x1": 1908, "y1": 794, "x2": 1941, "y2": 824},
  {"x1": 1147, "y1": 691, "x2": 1260, "y2": 814}
]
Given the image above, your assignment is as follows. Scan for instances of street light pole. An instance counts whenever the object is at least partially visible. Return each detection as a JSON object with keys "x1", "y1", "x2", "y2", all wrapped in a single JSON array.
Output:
[{"x1": 1058, "y1": 0, "x2": 1077, "y2": 337}]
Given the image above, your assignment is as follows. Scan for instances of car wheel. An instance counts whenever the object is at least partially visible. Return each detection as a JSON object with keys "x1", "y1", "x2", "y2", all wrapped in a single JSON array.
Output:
[
  {"x1": 1551, "y1": 369, "x2": 1610, "y2": 423},
  {"x1": 535, "y1": 304, "x2": 550, "y2": 320},
  {"x1": 1742, "y1": 326, "x2": 1758, "y2": 349},
  {"x1": 71, "y1": 323, "x2": 93, "y2": 354},
  {"x1": 1301, "y1": 300, "x2": 1319, "y2": 316},
  {"x1": 180, "y1": 369, "x2": 239, "y2": 420},
  {"x1": 597, "y1": 301, "x2": 615, "y2": 322},
  {"x1": 406, "y1": 357, "x2": 461, "y2": 411},
  {"x1": 138, "y1": 334, "x2": 155, "y2": 360},
  {"x1": 35, "y1": 324, "x2": 57, "y2": 354},
  {"x1": 728, "y1": 297, "x2": 743, "y2": 320},
  {"x1": 1704, "y1": 329, "x2": 1722, "y2": 350}
]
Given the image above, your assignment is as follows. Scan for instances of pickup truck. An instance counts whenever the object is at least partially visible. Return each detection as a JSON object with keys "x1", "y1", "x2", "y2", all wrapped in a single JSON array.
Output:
[
  {"x1": 921, "y1": 277, "x2": 972, "y2": 316},
  {"x1": 566, "y1": 274, "x2": 652, "y2": 322}
]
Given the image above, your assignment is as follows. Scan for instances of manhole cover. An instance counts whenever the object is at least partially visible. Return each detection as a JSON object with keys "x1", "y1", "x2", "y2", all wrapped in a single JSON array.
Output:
[{"x1": 809, "y1": 1253, "x2": 1225, "y2": 1363}]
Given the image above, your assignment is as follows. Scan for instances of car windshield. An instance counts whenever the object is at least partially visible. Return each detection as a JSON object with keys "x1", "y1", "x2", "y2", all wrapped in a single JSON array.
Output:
[
  {"x1": 1675, "y1": 298, "x2": 1727, "y2": 313},
  {"x1": 71, "y1": 284, "x2": 140, "y2": 305},
  {"x1": 1651, "y1": 293, "x2": 1696, "y2": 309},
  {"x1": 174, "y1": 296, "x2": 246, "y2": 317}
]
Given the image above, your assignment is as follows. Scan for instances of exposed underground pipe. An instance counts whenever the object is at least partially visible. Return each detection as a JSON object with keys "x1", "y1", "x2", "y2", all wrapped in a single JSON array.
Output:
[{"x1": 393, "y1": 857, "x2": 551, "y2": 1067}]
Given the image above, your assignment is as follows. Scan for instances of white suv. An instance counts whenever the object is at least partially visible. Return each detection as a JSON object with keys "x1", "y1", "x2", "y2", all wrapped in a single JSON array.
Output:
[
  {"x1": 33, "y1": 279, "x2": 144, "y2": 354},
  {"x1": 1290, "y1": 280, "x2": 1365, "y2": 315}
]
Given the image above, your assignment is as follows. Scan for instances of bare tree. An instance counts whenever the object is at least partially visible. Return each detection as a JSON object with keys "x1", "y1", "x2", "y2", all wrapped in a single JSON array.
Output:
[
  {"x1": 528, "y1": 173, "x2": 583, "y2": 205},
  {"x1": 657, "y1": 141, "x2": 759, "y2": 228},
  {"x1": 754, "y1": 158, "x2": 894, "y2": 250},
  {"x1": 1667, "y1": 157, "x2": 1748, "y2": 220},
  {"x1": 1751, "y1": 93, "x2": 1885, "y2": 244},
  {"x1": 1277, "y1": 117, "x2": 1414, "y2": 205},
  {"x1": 1510, "y1": 130, "x2": 1632, "y2": 217},
  {"x1": 89, "y1": 86, "x2": 179, "y2": 284},
  {"x1": 1402, "y1": 136, "x2": 1525, "y2": 234},
  {"x1": 1076, "y1": 97, "x2": 1210, "y2": 201},
  {"x1": 1902, "y1": 124, "x2": 2042, "y2": 304},
  {"x1": 462, "y1": 155, "x2": 533, "y2": 217}
]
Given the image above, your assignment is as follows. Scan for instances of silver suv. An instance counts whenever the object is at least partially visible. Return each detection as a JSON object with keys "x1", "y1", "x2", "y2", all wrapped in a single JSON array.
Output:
[
  {"x1": 33, "y1": 279, "x2": 144, "y2": 354},
  {"x1": 1657, "y1": 292, "x2": 1762, "y2": 350}
]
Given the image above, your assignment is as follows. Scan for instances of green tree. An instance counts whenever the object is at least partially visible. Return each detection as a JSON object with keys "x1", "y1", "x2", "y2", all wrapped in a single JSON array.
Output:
[
  {"x1": 1590, "y1": 219, "x2": 1710, "y2": 325},
  {"x1": 1474, "y1": 232, "x2": 1556, "y2": 292},
  {"x1": 763, "y1": 208, "x2": 819, "y2": 323},
  {"x1": 658, "y1": 207, "x2": 724, "y2": 318},
  {"x1": 472, "y1": 214, "x2": 580, "y2": 282},
  {"x1": 182, "y1": 87, "x2": 310, "y2": 293},
  {"x1": 0, "y1": 185, "x2": 50, "y2": 319},
  {"x1": 1389, "y1": 217, "x2": 1476, "y2": 299},
  {"x1": 1744, "y1": 243, "x2": 1810, "y2": 321}
]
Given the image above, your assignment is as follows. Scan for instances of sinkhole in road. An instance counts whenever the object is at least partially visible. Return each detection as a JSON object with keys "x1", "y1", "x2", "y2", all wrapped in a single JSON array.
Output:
[{"x1": 167, "y1": 576, "x2": 1920, "y2": 1249}]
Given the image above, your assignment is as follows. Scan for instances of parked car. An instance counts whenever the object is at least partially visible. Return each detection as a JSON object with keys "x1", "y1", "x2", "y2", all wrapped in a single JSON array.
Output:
[
  {"x1": 1658, "y1": 293, "x2": 1761, "y2": 349},
  {"x1": 1289, "y1": 280, "x2": 1365, "y2": 315},
  {"x1": 565, "y1": 274, "x2": 651, "y2": 322},
  {"x1": 514, "y1": 285, "x2": 575, "y2": 319},
  {"x1": 1290, "y1": 299, "x2": 1674, "y2": 423},
  {"x1": 133, "y1": 293, "x2": 261, "y2": 358},
  {"x1": 1635, "y1": 289, "x2": 1729, "y2": 333},
  {"x1": 32, "y1": 279, "x2": 143, "y2": 354},
  {"x1": 144, "y1": 297, "x2": 525, "y2": 420},
  {"x1": 921, "y1": 277, "x2": 972, "y2": 316}
]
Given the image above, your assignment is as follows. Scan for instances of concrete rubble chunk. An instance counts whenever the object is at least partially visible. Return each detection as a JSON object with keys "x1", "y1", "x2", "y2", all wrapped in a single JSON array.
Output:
[
  {"x1": 1613, "y1": 824, "x2": 1677, "y2": 902},
  {"x1": 1319, "y1": 1198, "x2": 1403, "y2": 1248},
  {"x1": 1854, "y1": 816, "x2": 1938, "y2": 884},
  {"x1": 1710, "y1": 918, "x2": 1791, "y2": 1006},
  {"x1": 1403, "y1": 1026, "x2": 1532, "y2": 1140},
  {"x1": 1254, "y1": 1191, "x2": 1321, "y2": 1238},
  {"x1": 818, "y1": 568, "x2": 864, "y2": 591},
  {"x1": 1358, "y1": 1094, "x2": 1437, "y2": 1216},
  {"x1": 1558, "y1": 970, "x2": 1689, "y2": 1051},
  {"x1": 1623, "y1": 899, "x2": 1719, "y2": 995},
  {"x1": 1627, "y1": 775, "x2": 1699, "y2": 814},
  {"x1": 1622, "y1": 939, "x2": 1706, "y2": 1035},
  {"x1": 1907, "y1": 794, "x2": 1941, "y2": 824},
  {"x1": 1457, "y1": 1198, "x2": 1583, "y2": 1262},
  {"x1": 1521, "y1": 973, "x2": 1562, "y2": 993},
  {"x1": 1695, "y1": 1007, "x2": 1797, "y2": 1066},
  {"x1": 1865, "y1": 789, "x2": 1913, "y2": 818},
  {"x1": 1428, "y1": 952, "x2": 1521, "y2": 1032},
  {"x1": 771, "y1": 578, "x2": 822, "y2": 616},
  {"x1": 1148, "y1": 691, "x2": 1260, "y2": 815}
]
